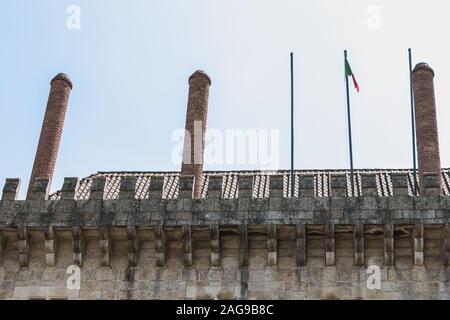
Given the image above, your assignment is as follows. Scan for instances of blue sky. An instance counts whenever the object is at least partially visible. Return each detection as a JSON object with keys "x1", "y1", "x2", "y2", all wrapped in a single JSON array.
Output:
[{"x1": 1, "y1": 0, "x2": 450, "y2": 198}]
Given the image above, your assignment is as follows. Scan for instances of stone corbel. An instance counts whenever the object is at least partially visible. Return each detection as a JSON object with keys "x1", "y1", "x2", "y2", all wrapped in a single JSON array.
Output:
[
  {"x1": 154, "y1": 225, "x2": 166, "y2": 267},
  {"x1": 127, "y1": 226, "x2": 139, "y2": 267},
  {"x1": 384, "y1": 224, "x2": 394, "y2": 266},
  {"x1": 18, "y1": 227, "x2": 30, "y2": 268},
  {"x1": 0, "y1": 231, "x2": 6, "y2": 264},
  {"x1": 239, "y1": 223, "x2": 249, "y2": 267},
  {"x1": 44, "y1": 226, "x2": 57, "y2": 267},
  {"x1": 443, "y1": 224, "x2": 450, "y2": 266},
  {"x1": 354, "y1": 223, "x2": 365, "y2": 266},
  {"x1": 325, "y1": 223, "x2": 335, "y2": 266},
  {"x1": 182, "y1": 225, "x2": 193, "y2": 267},
  {"x1": 413, "y1": 223, "x2": 424, "y2": 266},
  {"x1": 72, "y1": 226, "x2": 85, "y2": 267},
  {"x1": 296, "y1": 224, "x2": 306, "y2": 266},
  {"x1": 100, "y1": 226, "x2": 111, "y2": 267},
  {"x1": 267, "y1": 224, "x2": 277, "y2": 266},
  {"x1": 210, "y1": 225, "x2": 221, "y2": 267}
]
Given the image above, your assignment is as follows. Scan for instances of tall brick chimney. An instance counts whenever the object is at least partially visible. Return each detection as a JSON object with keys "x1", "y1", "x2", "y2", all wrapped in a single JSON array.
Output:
[
  {"x1": 181, "y1": 70, "x2": 211, "y2": 198},
  {"x1": 412, "y1": 62, "x2": 442, "y2": 192},
  {"x1": 27, "y1": 73, "x2": 73, "y2": 199}
]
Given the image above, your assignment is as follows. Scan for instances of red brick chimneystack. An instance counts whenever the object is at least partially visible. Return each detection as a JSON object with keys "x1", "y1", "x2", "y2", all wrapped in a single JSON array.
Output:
[
  {"x1": 181, "y1": 70, "x2": 211, "y2": 198},
  {"x1": 412, "y1": 63, "x2": 442, "y2": 192},
  {"x1": 27, "y1": 73, "x2": 73, "y2": 199}
]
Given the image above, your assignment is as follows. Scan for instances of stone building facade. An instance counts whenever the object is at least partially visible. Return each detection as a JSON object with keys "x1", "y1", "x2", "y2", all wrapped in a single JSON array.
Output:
[{"x1": 1, "y1": 63, "x2": 450, "y2": 300}]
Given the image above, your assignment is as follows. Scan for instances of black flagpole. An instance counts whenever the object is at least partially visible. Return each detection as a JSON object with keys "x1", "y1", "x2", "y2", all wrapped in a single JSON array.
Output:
[
  {"x1": 290, "y1": 52, "x2": 295, "y2": 197},
  {"x1": 408, "y1": 48, "x2": 418, "y2": 194},
  {"x1": 344, "y1": 50, "x2": 355, "y2": 195}
]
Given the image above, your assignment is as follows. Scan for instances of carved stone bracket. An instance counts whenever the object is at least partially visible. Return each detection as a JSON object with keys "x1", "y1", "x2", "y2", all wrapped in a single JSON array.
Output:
[
  {"x1": 354, "y1": 223, "x2": 365, "y2": 266},
  {"x1": 384, "y1": 224, "x2": 394, "y2": 266},
  {"x1": 0, "y1": 232, "x2": 5, "y2": 264},
  {"x1": 72, "y1": 226, "x2": 85, "y2": 267},
  {"x1": 100, "y1": 226, "x2": 111, "y2": 267},
  {"x1": 443, "y1": 224, "x2": 450, "y2": 266},
  {"x1": 239, "y1": 223, "x2": 249, "y2": 267},
  {"x1": 267, "y1": 224, "x2": 277, "y2": 266},
  {"x1": 325, "y1": 223, "x2": 335, "y2": 266},
  {"x1": 154, "y1": 225, "x2": 166, "y2": 267},
  {"x1": 296, "y1": 224, "x2": 306, "y2": 266},
  {"x1": 18, "y1": 227, "x2": 29, "y2": 268},
  {"x1": 182, "y1": 225, "x2": 193, "y2": 267},
  {"x1": 127, "y1": 226, "x2": 139, "y2": 267},
  {"x1": 44, "y1": 226, "x2": 57, "y2": 267},
  {"x1": 210, "y1": 225, "x2": 221, "y2": 267},
  {"x1": 413, "y1": 223, "x2": 424, "y2": 266}
]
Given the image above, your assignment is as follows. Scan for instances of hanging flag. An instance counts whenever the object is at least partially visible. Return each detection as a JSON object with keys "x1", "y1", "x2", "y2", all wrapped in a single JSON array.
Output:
[
  {"x1": 344, "y1": 50, "x2": 356, "y2": 195},
  {"x1": 345, "y1": 58, "x2": 360, "y2": 92}
]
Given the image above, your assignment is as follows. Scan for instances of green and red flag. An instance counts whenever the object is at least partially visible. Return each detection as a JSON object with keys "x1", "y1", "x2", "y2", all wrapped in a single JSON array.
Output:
[
  {"x1": 344, "y1": 50, "x2": 357, "y2": 195},
  {"x1": 345, "y1": 58, "x2": 360, "y2": 92}
]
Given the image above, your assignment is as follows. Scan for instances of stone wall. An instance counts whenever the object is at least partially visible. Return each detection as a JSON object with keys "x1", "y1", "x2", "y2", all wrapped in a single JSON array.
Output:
[{"x1": 1, "y1": 172, "x2": 450, "y2": 300}]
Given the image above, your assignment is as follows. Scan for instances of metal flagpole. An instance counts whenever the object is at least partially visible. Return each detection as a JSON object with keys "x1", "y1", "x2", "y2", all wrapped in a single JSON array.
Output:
[
  {"x1": 344, "y1": 50, "x2": 355, "y2": 196},
  {"x1": 290, "y1": 52, "x2": 295, "y2": 197},
  {"x1": 408, "y1": 48, "x2": 418, "y2": 194}
]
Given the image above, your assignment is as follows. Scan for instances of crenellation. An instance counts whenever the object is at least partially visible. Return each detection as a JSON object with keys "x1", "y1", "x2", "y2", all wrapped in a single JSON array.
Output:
[
  {"x1": 61, "y1": 177, "x2": 79, "y2": 200},
  {"x1": 2, "y1": 179, "x2": 21, "y2": 201},
  {"x1": 330, "y1": 175, "x2": 347, "y2": 197},
  {"x1": 299, "y1": 175, "x2": 315, "y2": 197},
  {"x1": 148, "y1": 176, "x2": 164, "y2": 199},
  {"x1": 361, "y1": 174, "x2": 377, "y2": 196},
  {"x1": 238, "y1": 176, "x2": 253, "y2": 198},
  {"x1": 119, "y1": 176, "x2": 136, "y2": 200},
  {"x1": 90, "y1": 176, "x2": 106, "y2": 200},
  {"x1": 422, "y1": 172, "x2": 441, "y2": 196},
  {"x1": 178, "y1": 176, "x2": 195, "y2": 199},
  {"x1": 207, "y1": 176, "x2": 223, "y2": 199},
  {"x1": 391, "y1": 173, "x2": 410, "y2": 196},
  {"x1": 269, "y1": 175, "x2": 284, "y2": 198},
  {"x1": 30, "y1": 178, "x2": 50, "y2": 200},
  {"x1": 13, "y1": 171, "x2": 448, "y2": 203}
]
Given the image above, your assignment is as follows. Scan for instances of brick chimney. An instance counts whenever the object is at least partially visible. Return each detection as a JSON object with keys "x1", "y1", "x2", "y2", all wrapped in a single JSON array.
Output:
[
  {"x1": 181, "y1": 70, "x2": 211, "y2": 198},
  {"x1": 412, "y1": 63, "x2": 442, "y2": 192},
  {"x1": 27, "y1": 73, "x2": 73, "y2": 199}
]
